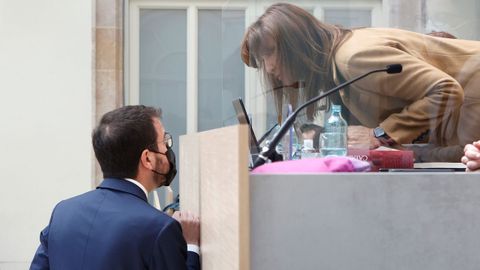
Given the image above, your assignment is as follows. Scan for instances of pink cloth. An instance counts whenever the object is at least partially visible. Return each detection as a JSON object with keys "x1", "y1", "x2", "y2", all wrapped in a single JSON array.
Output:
[{"x1": 251, "y1": 156, "x2": 370, "y2": 174}]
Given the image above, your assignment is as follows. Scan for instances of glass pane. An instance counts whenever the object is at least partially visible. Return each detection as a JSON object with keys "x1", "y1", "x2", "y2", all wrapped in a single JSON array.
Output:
[
  {"x1": 324, "y1": 8, "x2": 372, "y2": 28},
  {"x1": 198, "y1": 9, "x2": 245, "y2": 131},
  {"x1": 239, "y1": 1, "x2": 480, "y2": 165},
  {"x1": 139, "y1": 9, "x2": 187, "y2": 195}
]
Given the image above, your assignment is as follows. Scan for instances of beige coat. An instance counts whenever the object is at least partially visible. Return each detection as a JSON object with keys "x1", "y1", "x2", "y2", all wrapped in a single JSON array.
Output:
[{"x1": 333, "y1": 28, "x2": 480, "y2": 161}]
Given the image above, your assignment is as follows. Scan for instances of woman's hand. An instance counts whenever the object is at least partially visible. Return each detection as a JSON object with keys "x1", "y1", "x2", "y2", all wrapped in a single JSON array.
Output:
[
  {"x1": 461, "y1": 140, "x2": 480, "y2": 172},
  {"x1": 347, "y1": 125, "x2": 381, "y2": 149}
]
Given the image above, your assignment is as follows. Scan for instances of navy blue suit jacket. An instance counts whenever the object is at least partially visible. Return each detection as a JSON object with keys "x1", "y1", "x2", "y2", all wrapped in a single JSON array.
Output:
[{"x1": 30, "y1": 178, "x2": 200, "y2": 270}]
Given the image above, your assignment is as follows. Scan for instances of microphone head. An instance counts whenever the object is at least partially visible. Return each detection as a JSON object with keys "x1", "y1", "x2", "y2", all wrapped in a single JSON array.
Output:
[{"x1": 386, "y1": 64, "x2": 402, "y2": 74}]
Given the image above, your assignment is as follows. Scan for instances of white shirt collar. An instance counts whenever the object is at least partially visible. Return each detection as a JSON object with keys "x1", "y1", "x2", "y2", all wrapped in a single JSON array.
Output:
[{"x1": 124, "y1": 178, "x2": 148, "y2": 198}]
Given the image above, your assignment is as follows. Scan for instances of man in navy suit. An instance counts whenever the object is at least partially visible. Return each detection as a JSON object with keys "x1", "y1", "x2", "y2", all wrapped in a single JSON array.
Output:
[{"x1": 30, "y1": 105, "x2": 200, "y2": 270}]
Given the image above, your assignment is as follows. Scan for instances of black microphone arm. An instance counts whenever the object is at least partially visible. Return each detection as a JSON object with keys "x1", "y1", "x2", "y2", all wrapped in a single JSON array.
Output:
[
  {"x1": 252, "y1": 64, "x2": 403, "y2": 169},
  {"x1": 258, "y1": 123, "x2": 279, "y2": 145}
]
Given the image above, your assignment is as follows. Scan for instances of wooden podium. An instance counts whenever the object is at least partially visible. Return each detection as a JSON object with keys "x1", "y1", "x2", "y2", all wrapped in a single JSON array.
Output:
[
  {"x1": 179, "y1": 125, "x2": 250, "y2": 270},
  {"x1": 180, "y1": 125, "x2": 480, "y2": 270}
]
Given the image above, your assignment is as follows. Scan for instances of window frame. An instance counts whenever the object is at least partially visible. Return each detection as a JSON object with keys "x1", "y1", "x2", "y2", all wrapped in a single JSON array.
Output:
[{"x1": 124, "y1": 0, "x2": 385, "y2": 135}]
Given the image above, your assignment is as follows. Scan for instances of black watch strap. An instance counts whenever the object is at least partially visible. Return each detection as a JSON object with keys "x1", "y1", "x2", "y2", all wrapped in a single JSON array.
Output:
[{"x1": 373, "y1": 127, "x2": 395, "y2": 145}]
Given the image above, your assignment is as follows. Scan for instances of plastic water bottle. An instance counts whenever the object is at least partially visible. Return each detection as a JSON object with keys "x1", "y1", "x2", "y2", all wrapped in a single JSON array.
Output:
[
  {"x1": 301, "y1": 139, "x2": 317, "y2": 159},
  {"x1": 321, "y1": 104, "x2": 347, "y2": 157}
]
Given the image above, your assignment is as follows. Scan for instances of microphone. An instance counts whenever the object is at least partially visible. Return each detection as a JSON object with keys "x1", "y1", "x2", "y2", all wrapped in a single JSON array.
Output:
[
  {"x1": 386, "y1": 64, "x2": 402, "y2": 74},
  {"x1": 252, "y1": 64, "x2": 403, "y2": 169}
]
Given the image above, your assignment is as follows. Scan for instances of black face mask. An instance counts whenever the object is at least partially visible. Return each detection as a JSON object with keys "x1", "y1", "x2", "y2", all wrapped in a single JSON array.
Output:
[{"x1": 151, "y1": 148, "x2": 177, "y2": 186}]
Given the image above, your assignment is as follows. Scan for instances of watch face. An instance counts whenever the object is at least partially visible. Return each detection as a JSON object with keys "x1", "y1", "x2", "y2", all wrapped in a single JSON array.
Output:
[{"x1": 374, "y1": 127, "x2": 385, "y2": 138}]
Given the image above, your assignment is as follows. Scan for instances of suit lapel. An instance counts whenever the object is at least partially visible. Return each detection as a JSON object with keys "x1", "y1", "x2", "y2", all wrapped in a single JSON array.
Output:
[{"x1": 97, "y1": 178, "x2": 148, "y2": 202}]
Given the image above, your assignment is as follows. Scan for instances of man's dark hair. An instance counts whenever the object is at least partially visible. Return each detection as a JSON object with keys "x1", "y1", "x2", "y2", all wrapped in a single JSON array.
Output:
[{"x1": 92, "y1": 105, "x2": 162, "y2": 179}]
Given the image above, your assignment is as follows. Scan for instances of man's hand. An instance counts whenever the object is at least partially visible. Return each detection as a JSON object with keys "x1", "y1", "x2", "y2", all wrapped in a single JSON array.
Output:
[
  {"x1": 347, "y1": 125, "x2": 381, "y2": 149},
  {"x1": 172, "y1": 211, "x2": 200, "y2": 245},
  {"x1": 461, "y1": 141, "x2": 480, "y2": 172}
]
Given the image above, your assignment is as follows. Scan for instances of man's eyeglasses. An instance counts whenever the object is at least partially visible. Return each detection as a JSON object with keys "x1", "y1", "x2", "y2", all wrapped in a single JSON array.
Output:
[
  {"x1": 148, "y1": 132, "x2": 173, "y2": 153},
  {"x1": 162, "y1": 132, "x2": 173, "y2": 148}
]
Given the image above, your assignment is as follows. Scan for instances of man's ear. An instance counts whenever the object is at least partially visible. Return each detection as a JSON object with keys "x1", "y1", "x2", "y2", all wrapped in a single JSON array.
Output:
[{"x1": 140, "y1": 149, "x2": 154, "y2": 170}]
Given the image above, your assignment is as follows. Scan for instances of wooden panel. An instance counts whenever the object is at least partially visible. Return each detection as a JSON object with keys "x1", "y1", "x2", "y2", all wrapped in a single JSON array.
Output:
[
  {"x1": 179, "y1": 125, "x2": 250, "y2": 270},
  {"x1": 179, "y1": 131, "x2": 200, "y2": 215}
]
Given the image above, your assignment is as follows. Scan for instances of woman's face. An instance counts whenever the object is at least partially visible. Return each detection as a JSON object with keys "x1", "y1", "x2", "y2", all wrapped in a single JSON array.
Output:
[{"x1": 261, "y1": 36, "x2": 293, "y2": 85}]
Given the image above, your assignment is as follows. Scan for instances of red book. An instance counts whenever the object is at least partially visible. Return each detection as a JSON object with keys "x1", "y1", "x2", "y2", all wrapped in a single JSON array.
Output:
[{"x1": 348, "y1": 148, "x2": 414, "y2": 172}]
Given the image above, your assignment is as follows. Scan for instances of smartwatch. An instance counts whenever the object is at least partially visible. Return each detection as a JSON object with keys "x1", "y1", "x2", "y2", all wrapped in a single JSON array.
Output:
[{"x1": 373, "y1": 127, "x2": 394, "y2": 145}]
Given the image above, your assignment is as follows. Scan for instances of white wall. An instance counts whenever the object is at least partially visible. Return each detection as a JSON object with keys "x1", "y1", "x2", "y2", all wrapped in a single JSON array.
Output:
[
  {"x1": 387, "y1": 0, "x2": 425, "y2": 32},
  {"x1": 0, "y1": 0, "x2": 93, "y2": 268},
  {"x1": 426, "y1": 0, "x2": 479, "y2": 40}
]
